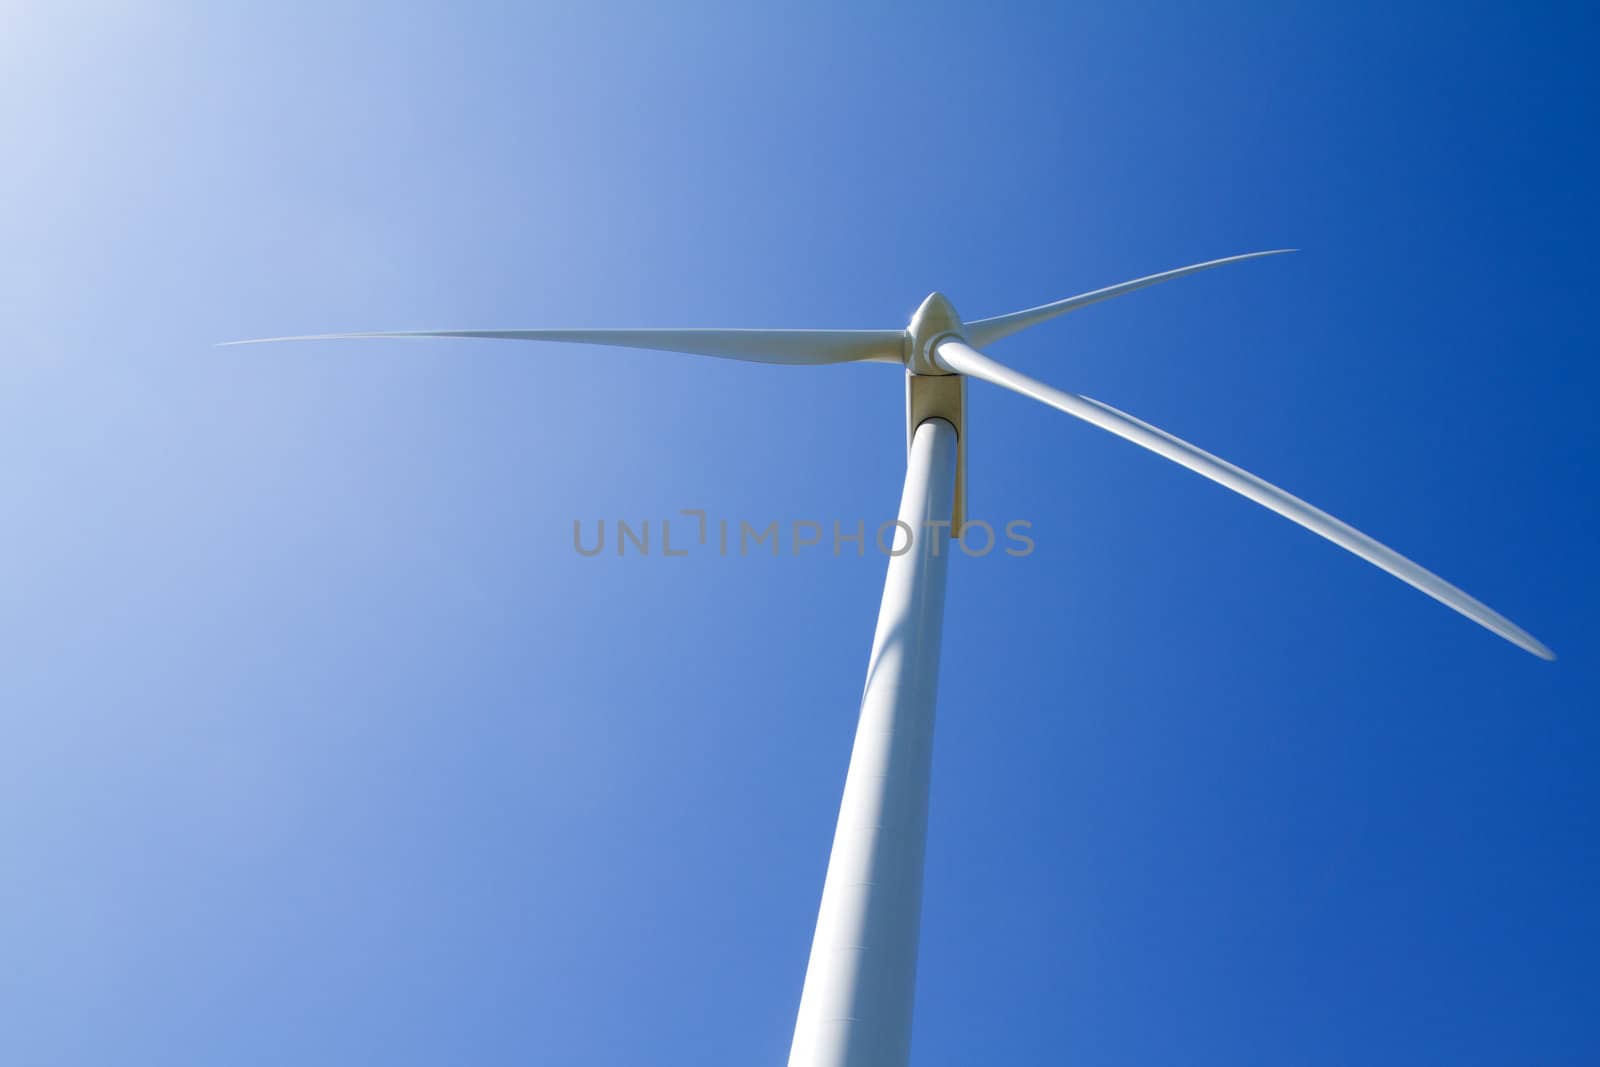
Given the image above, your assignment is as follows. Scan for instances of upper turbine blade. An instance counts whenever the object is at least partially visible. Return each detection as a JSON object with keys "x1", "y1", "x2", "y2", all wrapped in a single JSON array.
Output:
[
  {"x1": 934, "y1": 340, "x2": 1554, "y2": 660},
  {"x1": 965, "y1": 250, "x2": 1296, "y2": 348},
  {"x1": 221, "y1": 328, "x2": 906, "y2": 366}
]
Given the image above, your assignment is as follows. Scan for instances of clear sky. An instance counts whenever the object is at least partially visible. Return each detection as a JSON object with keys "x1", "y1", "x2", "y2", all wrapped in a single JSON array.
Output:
[{"x1": 3, "y1": 3, "x2": 1596, "y2": 1064}]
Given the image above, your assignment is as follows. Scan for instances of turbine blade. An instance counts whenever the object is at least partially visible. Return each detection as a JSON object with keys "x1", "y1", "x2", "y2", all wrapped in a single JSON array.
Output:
[
  {"x1": 965, "y1": 250, "x2": 1295, "y2": 348},
  {"x1": 221, "y1": 328, "x2": 905, "y2": 366},
  {"x1": 935, "y1": 340, "x2": 1554, "y2": 660}
]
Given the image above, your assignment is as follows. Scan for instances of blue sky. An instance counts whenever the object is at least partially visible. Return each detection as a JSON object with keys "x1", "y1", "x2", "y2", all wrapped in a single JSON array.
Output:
[{"x1": 2, "y1": 2, "x2": 1596, "y2": 1064}]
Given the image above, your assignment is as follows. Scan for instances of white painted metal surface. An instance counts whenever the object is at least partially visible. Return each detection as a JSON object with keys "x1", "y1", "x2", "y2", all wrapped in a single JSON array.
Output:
[
  {"x1": 962, "y1": 249, "x2": 1294, "y2": 347},
  {"x1": 787, "y1": 416, "x2": 959, "y2": 1067},
  {"x1": 221, "y1": 326, "x2": 904, "y2": 365},
  {"x1": 934, "y1": 338, "x2": 1554, "y2": 659}
]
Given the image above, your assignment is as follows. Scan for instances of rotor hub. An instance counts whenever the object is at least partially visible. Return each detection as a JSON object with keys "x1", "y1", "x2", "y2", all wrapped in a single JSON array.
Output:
[{"x1": 905, "y1": 291, "x2": 964, "y2": 375}]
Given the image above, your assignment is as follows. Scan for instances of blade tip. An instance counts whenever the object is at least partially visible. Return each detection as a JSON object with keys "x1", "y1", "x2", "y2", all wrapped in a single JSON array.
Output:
[
  {"x1": 216, "y1": 333, "x2": 392, "y2": 347},
  {"x1": 1511, "y1": 631, "x2": 1556, "y2": 661}
]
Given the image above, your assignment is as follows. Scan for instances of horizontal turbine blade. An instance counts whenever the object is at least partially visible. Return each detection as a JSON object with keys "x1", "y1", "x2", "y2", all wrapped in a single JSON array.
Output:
[
  {"x1": 965, "y1": 250, "x2": 1295, "y2": 348},
  {"x1": 221, "y1": 328, "x2": 906, "y2": 366},
  {"x1": 935, "y1": 340, "x2": 1553, "y2": 660}
]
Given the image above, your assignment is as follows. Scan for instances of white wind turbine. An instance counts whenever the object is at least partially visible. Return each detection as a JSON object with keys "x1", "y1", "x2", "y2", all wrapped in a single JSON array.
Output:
[{"x1": 231, "y1": 250, "x2": 1553, "y2": 1067}]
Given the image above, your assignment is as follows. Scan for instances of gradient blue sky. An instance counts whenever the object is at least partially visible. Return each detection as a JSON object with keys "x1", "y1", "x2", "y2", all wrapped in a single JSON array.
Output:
[{"x1": 3, "y1": 3, "x2": 1596, "y2": 1064}]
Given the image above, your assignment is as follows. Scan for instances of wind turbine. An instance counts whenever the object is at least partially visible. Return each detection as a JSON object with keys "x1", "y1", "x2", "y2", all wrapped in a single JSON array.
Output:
[{"x1": 230, "y1": 249, "x2": 1553, "y2": 1067}]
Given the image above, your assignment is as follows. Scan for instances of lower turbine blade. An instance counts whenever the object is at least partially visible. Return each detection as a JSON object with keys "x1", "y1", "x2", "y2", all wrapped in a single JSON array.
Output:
[
  {"x1": 965, "y1": 250, "x2": 1295, "y2": 348},
  {"x1": 221, "y1": 328, "x2": 905, "y2": 366},
  {"x1": 935, "y1": 340, "x2": 1554, "y2": 660}
]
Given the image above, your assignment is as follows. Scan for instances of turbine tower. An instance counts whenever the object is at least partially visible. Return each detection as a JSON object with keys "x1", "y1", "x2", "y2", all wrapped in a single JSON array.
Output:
[{"x1": 230, "y1": 250, "x2": 1553, "y2": 1067}]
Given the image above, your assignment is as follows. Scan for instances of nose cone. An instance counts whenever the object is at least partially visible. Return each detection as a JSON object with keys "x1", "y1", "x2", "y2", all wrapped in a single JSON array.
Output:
[
  {"x1": 910, "y1": 291, "x2": 962, "y2": 334},
  {"x1": 907, "y1": 291, "x2": 964, "y2": 374}
]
